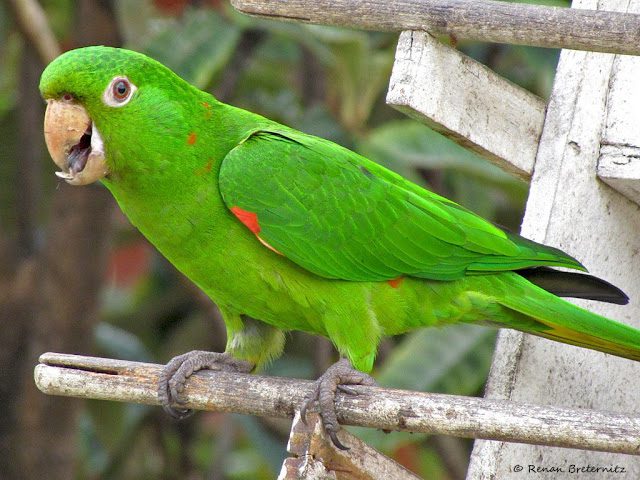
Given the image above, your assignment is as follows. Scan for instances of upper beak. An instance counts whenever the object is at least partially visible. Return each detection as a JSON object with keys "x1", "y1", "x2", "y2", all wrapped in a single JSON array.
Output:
[{"x1": 44, "y1": 99, "x2": 108, "y2": 185}]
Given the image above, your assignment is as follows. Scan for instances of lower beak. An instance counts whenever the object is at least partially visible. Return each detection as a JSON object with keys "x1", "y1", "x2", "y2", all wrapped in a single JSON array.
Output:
[{"x1": 44, "y1": 100, "x2": 108, "y2": 185}]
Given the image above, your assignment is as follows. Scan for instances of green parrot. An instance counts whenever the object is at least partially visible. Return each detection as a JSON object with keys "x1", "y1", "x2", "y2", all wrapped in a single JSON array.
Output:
[{"x1": 40, "y1": 46, "x2": 640, "y2": 448}]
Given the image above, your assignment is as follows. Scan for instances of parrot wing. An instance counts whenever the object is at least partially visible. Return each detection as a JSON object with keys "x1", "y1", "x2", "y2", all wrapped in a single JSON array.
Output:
[{"x1": 219, "y1": 129, "x2": 585, "y2": 281}]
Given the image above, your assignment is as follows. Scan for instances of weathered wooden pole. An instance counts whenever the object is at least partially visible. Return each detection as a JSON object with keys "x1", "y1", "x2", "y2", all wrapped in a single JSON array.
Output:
[{"x1": 35, "y1": 353, "x2": 640, "y2": 456}]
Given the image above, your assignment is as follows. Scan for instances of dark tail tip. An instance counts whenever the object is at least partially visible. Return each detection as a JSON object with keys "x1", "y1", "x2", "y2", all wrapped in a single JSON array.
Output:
[{"x1": 518, "y1": 267, "x2": 629, "y2": 305}]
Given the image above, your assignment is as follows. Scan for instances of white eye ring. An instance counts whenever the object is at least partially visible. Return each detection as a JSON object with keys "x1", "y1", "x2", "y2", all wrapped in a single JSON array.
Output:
[{"x1": 103, "y1": 76, "x2": 137, "y2": 107}]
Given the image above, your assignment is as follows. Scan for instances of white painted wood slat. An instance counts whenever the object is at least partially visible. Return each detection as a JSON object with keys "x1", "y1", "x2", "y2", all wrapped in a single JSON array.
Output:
[{"x1": 387, "y1": 30, "x2": 545, "y2": 180}]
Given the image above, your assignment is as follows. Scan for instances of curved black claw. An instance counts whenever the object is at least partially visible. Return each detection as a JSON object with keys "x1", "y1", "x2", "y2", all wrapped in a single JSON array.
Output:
[
  {"x1": 158, "y1": 350, "x2": 253, "y2": 418},
  {"x1": 301, "y1": 358, "x2": 376, "y2": 450}
]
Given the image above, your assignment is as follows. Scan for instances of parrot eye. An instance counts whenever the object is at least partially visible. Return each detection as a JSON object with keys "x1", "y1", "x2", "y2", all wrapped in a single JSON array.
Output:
[
  {"x1": 113, "y1": 81, "x2": 128, "y2": 99},
  {"x1": 103, "y1": 76, "x2": 137, "y2": 107}
]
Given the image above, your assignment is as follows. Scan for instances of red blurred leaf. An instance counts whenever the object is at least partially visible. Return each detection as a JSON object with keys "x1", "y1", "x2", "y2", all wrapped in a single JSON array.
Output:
[{"x1": 106, "y1": 241, "x2": 153, "y2": 288}]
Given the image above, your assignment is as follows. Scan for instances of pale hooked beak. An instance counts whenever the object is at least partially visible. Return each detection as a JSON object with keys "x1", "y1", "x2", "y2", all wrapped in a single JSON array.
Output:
[{"x1": 43, "y1": 99, "x2": 108, "y2": 185}]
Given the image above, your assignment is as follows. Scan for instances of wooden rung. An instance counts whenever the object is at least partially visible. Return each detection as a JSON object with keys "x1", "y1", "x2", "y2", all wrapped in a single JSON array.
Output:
[
  {"x1": 230, "y1": 0, "x2": 640, "y2": 56},
  {"x1": 597, "y1": 54, "x2": 640, "y2": 206},
  {"x1": 387, "y1": 31, "x2": 545, "y2": 180}
]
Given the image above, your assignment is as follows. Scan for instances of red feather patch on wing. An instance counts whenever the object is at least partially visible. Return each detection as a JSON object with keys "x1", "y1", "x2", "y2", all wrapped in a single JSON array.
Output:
[
  {"x1": 230, "y1": 206, "x2": 283, "y2": 256},
  {"x1": 387, "y1": 276, "x2": 404, "y2": 288},
  {"x1": 230, "y1": 206, "x2": 261, "y2": 234}
]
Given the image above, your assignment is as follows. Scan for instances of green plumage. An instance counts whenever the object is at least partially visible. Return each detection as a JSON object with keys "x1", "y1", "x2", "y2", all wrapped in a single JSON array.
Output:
[
  {"x1": 220, "y1": 129, "x2": 583, "y2": 281},
  {"x1": 40, "y1": 46, "x2": 640, "y2": 374}
]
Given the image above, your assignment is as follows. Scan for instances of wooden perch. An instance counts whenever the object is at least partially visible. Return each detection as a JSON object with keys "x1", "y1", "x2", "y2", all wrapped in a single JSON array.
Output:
[
  {"x1": 35, "y1": 352, "x2": 640, "y2": 456},
  {"x1": 231, "y1": 0, "x2": 640, "y2": 56}
]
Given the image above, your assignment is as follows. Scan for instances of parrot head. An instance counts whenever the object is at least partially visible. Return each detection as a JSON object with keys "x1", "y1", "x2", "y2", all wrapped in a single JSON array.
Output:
[{"x1": 40, "y1": 46, "x2": 193, "y2": 185}]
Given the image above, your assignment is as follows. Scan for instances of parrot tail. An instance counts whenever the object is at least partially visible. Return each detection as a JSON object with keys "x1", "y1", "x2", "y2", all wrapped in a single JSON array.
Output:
[
  {"x1": 517, "y1": 267, "x2": 629, "y2": 305},
  {"x1": 484, "y1": 273, "x2": 640, "y2": 362}
]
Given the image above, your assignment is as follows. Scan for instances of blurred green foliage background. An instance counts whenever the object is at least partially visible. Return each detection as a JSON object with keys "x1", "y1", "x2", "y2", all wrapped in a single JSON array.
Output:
[{"x1": 0, "y1": 0, "x2": 566, "y2": 478}]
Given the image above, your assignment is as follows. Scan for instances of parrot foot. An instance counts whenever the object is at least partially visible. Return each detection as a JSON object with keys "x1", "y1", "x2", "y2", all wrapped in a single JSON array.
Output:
[
  {"x1": 158, "y1": 350, "x2": 253, "y2": 419},
  {"x1": 300, "y1": 358, "x2": 376, "y2": 450}
]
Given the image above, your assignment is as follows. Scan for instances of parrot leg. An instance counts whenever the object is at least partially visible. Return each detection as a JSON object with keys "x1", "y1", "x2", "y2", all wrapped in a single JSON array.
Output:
[
  {"x1": 300, "y1": 358, "x2": 377, "y2": 450},
  {"x1": 158, "y1": 350, "x2": 253, "y2": 418}
]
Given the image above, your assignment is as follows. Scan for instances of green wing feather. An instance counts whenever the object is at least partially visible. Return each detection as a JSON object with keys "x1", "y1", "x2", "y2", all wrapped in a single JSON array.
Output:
[{"x1": 219, "y1": 129, "x2": 585, "y2": 281}]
